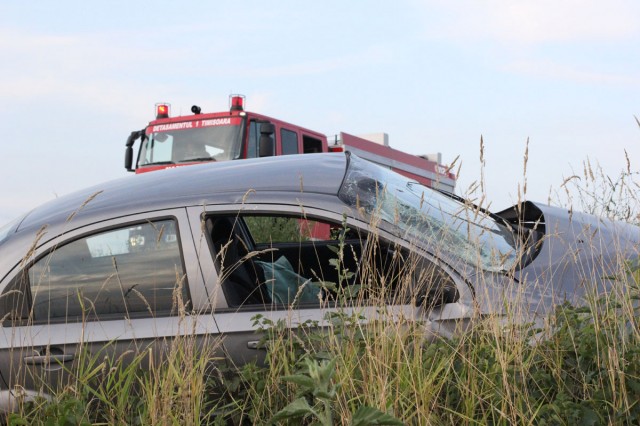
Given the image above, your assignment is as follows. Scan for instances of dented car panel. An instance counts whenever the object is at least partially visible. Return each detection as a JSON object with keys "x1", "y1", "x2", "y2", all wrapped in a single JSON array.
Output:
[{"x1": 488, "y1": 202, "x2": 640, "y2": 321}]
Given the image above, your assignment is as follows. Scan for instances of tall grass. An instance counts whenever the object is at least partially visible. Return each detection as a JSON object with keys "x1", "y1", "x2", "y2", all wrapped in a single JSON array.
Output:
[
  {"x1": 231, "y1": 265, "x2": 640, "y2": 425},
  {"x1": 6, "y1": 324, "x2": 223, "y2": 425}
]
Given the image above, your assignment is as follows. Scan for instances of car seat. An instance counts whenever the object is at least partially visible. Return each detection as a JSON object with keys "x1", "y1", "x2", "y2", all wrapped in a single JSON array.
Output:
[{"x1": 209, "y1": 217, "x2": 270, "y2": 307}]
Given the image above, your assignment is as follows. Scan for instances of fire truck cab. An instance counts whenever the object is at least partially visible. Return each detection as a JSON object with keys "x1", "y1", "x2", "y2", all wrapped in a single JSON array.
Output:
[
  {"x1": 125, "y1": 95, "x2": 457, "y2": 193},
  {"x1": 125, "y1": 95, "x2": 330, "y2": 174}
]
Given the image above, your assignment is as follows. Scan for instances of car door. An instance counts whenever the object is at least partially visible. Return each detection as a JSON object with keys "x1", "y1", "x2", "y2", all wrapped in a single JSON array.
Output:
[
  {"x1": 187, "y1": 204, "x2": 465, "y2": 369},
  {"x1": 0, "y1": 209, "x2": 218, "y2": 409}
]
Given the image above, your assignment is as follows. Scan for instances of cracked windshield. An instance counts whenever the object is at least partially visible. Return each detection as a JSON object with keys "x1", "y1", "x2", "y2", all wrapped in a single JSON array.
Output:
[{"x1": 339, "y1": 155, "x2": 518, "y2": 272}]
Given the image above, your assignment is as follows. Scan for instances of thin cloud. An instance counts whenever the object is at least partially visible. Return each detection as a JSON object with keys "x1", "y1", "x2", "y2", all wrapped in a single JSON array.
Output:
[
  {"x1": 417, "y1": 0, "x2": 640, "y2": 45},
  {"x1": 210, "y1": 44, "x2": 396, "y2": 79},
  {"x1": 503, "y1": 59, "x2": 640, "y2": 87},
  {"x1": 0, "y1": 28, "x2": 190, "y2": 110},
  {"x1": 0, "y1": 26, "x2": 395, "y2": 106}
]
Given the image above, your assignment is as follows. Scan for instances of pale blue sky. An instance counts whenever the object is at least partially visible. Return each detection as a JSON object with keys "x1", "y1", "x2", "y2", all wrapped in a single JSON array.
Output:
[{"x1": 1, "y1": 1, "x2": 639, "y2": 224}]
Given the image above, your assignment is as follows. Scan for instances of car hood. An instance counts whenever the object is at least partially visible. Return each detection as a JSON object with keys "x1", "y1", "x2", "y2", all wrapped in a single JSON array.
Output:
[{"x1": 475, "y1": 201, "x2": 640, "y2": 320}]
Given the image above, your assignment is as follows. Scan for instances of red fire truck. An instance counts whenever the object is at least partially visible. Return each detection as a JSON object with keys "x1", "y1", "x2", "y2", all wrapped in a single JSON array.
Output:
[{"x1": 125, "y1": 95, "x2": 456, "y2": 191}]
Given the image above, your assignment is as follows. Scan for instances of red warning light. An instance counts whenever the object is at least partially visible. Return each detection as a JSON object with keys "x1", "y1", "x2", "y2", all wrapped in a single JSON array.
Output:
[
  {"x1": 229, "y1": 95, "x2": 245, "y2": 112},
  {"x1": 329, "y1": 146, "x2": 344, "y2": 153},
  {"x1": 155, "y1": 103, "x2": 170, "y2": 119}
]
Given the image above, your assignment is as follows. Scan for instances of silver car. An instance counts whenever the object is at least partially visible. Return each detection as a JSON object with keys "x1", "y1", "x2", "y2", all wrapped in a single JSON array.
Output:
[{"x1": 0, "y1": 152, "x2": 637, "y2": 413}]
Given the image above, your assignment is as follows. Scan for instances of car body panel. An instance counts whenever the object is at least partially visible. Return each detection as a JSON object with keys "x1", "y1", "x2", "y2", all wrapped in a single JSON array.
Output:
[{"x1": 478, "y1": 201, "x2": 640, "y2": 322}]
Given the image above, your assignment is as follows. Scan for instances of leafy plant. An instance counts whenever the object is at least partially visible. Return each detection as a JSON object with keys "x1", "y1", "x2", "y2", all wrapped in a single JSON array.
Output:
[{"x1": 270, "y1": 357, "x2": 403, "y2": 426}]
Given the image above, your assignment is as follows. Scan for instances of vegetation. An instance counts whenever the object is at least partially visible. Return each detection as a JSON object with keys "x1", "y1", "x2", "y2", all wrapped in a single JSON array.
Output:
[{"x1": 7, "y1": 279, "x2": 640, "y2": 425}]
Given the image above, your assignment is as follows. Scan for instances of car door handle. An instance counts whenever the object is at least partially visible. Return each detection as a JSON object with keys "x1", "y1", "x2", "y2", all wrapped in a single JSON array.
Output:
[
  {"x1": 23, "y1": 353, "x2": 75, "y2": 366},
  {"x1": 246, "y1": 340, "x2": 264, "y2": 350}
]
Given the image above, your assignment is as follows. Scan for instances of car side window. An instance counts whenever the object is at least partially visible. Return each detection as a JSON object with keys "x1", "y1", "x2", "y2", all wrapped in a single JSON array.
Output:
[
  {"x1": 27, "y1": 219, "x2": 189, "y2": 322},
  {"x1": 207, "y1": 215, "x2": 358, "y2": 308},
  {"x1": 206, "y1": 213, "x2": 459, "y2": 310}
]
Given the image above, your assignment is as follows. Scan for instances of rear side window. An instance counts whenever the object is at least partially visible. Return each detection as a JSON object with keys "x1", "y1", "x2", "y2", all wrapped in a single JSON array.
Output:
[
  {"x1": 302, "y1": 135, "x2": 323, "y2": 153},
  {"x1": 28, "y1": 219, "x2": 189, "y2": 322}
]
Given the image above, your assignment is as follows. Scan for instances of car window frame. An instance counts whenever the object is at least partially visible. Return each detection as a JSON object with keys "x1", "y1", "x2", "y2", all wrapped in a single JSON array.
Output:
[
  {"x1": 187, "y1": 203, "x2": 464, "y2": 313},
  {"x1": 189, "y1": 204, "x2": 352, "y2": 312}
]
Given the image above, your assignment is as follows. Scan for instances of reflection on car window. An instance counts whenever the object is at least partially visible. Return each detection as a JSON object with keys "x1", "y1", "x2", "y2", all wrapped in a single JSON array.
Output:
[
  {"x1": 28, "y1": 220, "x2": 188, "y2": 322},
  {"x1": 0, "y1": 215, "x2": 22, "y2": 246},
  {"x1": 338, "y1": 155, "x2": 519, "y2": 272}
]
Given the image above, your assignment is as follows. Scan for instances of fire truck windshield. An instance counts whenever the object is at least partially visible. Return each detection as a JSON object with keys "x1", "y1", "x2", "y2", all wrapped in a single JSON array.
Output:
[{"x1": 139, "y1": 121, "x2": 243, "y2": 167}]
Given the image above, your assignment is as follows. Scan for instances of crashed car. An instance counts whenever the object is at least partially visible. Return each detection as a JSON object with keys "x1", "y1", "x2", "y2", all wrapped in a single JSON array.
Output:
[{"x1": 0, "y1": 152, "x2": 638, "y2": 412}]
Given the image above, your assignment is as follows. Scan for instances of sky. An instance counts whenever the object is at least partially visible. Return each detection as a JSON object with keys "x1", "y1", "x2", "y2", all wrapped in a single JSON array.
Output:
[{"x1": 1, "y1": 1, "x2": 639, "y2": 224}]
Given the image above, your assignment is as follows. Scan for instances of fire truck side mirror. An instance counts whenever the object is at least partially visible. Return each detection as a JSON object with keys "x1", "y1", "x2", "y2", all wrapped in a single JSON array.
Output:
[
  {"x1": 259, "y1": 122, "x2": 275, "y2": 157},
  {"x1": 125, "y1": 129, "x2": 144, "y2": 172},
  {"x1": 125, "y1": 147, "x2": 134, "y2": 171}
]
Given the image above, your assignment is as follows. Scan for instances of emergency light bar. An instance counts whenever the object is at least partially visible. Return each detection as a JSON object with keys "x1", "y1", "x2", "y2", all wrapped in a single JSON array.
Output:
[
  {"x1": 155, "y1": 103, "x2": 170, "y2": 119},
  {"x1": 229, "y1": 95, "x2": 245, "y2": 112}
]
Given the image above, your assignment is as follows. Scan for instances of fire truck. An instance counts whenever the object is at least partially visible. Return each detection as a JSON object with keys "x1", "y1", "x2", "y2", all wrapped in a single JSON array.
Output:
[{"x1": 125, "y1": 95, "x2": 456, "y2": 192}]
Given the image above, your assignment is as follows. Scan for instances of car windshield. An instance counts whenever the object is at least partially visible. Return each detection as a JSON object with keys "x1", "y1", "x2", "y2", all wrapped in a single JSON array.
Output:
[
  {"x1": 338, "y1": 155, "x2": 519, "y2": 272},
  {"x1": 139, "y1": 118, "x2": 243, "y2": 166}
]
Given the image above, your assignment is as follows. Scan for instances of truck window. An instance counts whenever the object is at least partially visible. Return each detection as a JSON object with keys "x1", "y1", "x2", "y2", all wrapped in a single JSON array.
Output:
[
  {"x1": 281, "y1": 129, "x2": 299, "y2": 155},
  {"x1": 303, "y1": 135, "x2": 323, "y2": 153},
  {"x1": 248, "y1": 120, "x2": 276, "y2": 158},
  {"x1": 140, "y1": 135, "x2": 174, "y2": 164},
  {"x1": 247, "y1": 120, "x2": 259, "y2": 158},
  {"x1": 141, "y1": 123, "x2": 243, "y2": 166}
]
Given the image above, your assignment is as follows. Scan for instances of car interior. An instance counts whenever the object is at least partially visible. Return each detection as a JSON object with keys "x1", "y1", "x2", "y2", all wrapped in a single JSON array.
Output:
[{"x1": 205, "y1": 214, "x2": 459, "y2": 310}]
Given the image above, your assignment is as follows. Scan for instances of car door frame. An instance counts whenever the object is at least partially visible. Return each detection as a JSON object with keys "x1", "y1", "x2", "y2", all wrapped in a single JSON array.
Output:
[{"x1": 186, "y1": 202, "x2": 469, "y2": 368}]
